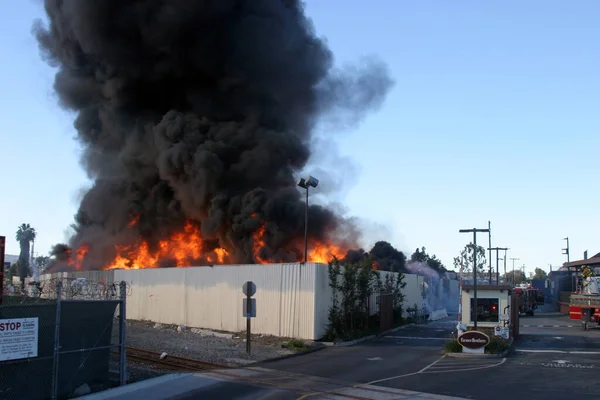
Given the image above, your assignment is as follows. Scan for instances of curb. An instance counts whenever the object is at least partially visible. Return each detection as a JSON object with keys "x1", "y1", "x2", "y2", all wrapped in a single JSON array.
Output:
[
  {"x1": 444, "y1": 349, "x2": 509, "y2": 358},
  {"x1": 325, "y1": 323, "x2": 418, "y2": 347},
  {"x1": 256, "y1": 344, "x2": 328, "y2": 365}
]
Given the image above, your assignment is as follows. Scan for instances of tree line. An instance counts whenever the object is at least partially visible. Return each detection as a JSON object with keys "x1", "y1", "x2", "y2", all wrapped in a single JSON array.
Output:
[{"x1": 452, "y1": 242, "x2": 549, "y2": 282}]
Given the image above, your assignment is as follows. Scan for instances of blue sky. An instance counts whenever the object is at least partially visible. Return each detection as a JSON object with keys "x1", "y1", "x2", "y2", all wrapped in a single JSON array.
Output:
[{"x1": 1, "y1": 0, "x2": 598, "y2": 276}]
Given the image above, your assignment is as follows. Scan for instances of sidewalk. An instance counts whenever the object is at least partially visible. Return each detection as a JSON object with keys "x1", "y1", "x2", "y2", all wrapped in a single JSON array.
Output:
[{"x1": 81, "y1": 369, "x2": 469, "y2": 400}]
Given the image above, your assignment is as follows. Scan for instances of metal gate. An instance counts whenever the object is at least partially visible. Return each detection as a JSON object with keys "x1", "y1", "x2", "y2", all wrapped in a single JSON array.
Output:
[
  {"x1": 510, "y1": 291, "x2": 520, "y2": 338},
  {"x1": 379, "y1": 292, "x2": 394, "y2": 332}
]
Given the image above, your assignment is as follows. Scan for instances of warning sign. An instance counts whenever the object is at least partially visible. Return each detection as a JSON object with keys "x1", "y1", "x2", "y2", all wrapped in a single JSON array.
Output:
[{"x1": 0, "y1": 318, "x2": 39, "y2": 361}]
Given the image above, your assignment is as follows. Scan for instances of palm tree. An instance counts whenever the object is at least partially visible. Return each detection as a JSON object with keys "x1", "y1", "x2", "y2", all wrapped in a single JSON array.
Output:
[{"x1": 15, "y1": 223, "x2": 36, "y2": 282}]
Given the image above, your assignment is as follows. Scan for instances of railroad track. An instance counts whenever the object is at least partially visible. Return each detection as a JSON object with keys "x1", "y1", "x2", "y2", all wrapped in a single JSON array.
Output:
[{"x1": 115, "y1": 347, "x2": 230, "y2": 372}]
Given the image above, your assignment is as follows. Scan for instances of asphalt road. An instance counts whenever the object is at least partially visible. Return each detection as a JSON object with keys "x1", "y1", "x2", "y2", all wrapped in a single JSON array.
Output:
[
  {"x1": 86, "y1": 310, "x2": 600, "y2": 399},
  {"x1": 262, "y1": 311, "x2": 600, "y2": 399}
]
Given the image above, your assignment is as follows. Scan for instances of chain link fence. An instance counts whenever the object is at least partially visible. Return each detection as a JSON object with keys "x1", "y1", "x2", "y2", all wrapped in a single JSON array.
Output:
[{"x1": 1, "y1": 276, "x2": 129, "y2": 400}]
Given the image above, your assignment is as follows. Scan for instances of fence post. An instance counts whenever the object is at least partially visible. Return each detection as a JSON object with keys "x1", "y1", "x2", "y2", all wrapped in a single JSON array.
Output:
[
  {"x1": 51, "y1": 280, "x2": 63, "y2": 400},
  {"x1": 119, "y1": 281, "x2": 127, "y2": 386}
]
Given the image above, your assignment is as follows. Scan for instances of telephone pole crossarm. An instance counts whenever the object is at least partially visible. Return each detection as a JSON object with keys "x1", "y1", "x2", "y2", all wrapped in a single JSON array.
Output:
[{"x1": 488, "y1": 247, "x2": 509, "y2": 285}]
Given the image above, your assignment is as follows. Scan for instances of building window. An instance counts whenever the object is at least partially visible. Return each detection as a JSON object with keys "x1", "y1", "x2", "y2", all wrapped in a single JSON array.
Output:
[{"x1": 470, "y1": 298, "x2": 499, "y2": 322}]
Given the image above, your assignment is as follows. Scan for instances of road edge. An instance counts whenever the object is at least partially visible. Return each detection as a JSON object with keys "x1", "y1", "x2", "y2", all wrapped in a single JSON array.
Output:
[
  {"x1": 254, "y1": 344, "x2": 328, "y2": 364},
  {"x1": 321, "y1": 323, "x2": 418, "y2": 347}
]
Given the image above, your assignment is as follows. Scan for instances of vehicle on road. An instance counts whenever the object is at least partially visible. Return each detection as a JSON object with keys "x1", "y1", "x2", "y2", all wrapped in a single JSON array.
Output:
[
  {"x1": 569, "y1": 271, "x2": 600, "y2": 330},
  {"x1": 514, "y1": 283, "x2": 539, "y2": 316}
]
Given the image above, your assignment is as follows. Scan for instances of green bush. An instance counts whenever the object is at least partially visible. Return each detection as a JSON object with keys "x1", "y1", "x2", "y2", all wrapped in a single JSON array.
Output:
[
  {"x1": 444, "y1": 339, "x2": 463, "y2": 353},
  {"x1": 485, "y1": 337, "x2": 511, "y2": 354},
  {"x1": 281, "y1": 338, "x2": 309, "y2": 352}
]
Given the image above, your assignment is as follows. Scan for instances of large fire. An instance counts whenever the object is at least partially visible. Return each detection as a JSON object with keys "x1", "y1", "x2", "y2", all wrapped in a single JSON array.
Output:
[{"x1": 69, "y1": 217, "x2": 348, "y2": 270}]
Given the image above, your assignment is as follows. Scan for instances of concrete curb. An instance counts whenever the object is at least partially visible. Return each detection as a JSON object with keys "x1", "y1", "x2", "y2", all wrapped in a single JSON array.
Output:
[
  {"x1": 444, "y1": 349, "x2": 509, "y2": 358},
  {"x1": 256, "y1": 344, "x2": 328, "y2": 364},
  {"x1": 324, "y1": 323, "x2": 418, "y2": 347}
]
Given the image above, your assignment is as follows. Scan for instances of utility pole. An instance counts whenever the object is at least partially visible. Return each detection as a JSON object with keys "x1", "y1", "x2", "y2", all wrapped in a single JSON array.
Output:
[
  {"x1": 488, "y1": 247, "x2": 508, "y2": 285},
  {"x1": 510, "y1": 258, "x2": 519, "y2": 285},
  {"x1": 522, "y1": 265, "x2": 526, "y2": 282},
  {"x1": 562, "y1": 237, "x2": 570, "y2": 263},
  {"x1": 460, "y1": 227, "x2": 490, "y2": 330},
  {"x1": 502, "y1": 248, "x2": 508, "y2": 284},
  {"x1": 488, "y1": 221, "x2": 492, "y2": 285}
]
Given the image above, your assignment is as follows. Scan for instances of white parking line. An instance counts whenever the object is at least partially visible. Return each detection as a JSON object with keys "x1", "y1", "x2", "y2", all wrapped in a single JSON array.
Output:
[
  {"x1": 365, "y1": 355, "x2": 446, "y2": 384},
  {"x1": 364, "y1": 353, "x2": 507, "y2": 385},
  {"x1": 516, "y1": 349, "x2": 600, "y2": 355},
  {"x1": 422, "y1": 358, "x2": 506, "y2": 374},
  {"x1": 516, "y1": 349, "x2": 567, "y2": 353}
]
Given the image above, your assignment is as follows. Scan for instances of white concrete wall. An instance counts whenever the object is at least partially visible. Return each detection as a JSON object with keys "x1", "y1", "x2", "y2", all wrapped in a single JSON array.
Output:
[
  {"x1": 39, "y1": 264, "x2": 459, "y2": 340},
  {"x1": 115, "y1": 263, "x2": 320, "y2": 340}
]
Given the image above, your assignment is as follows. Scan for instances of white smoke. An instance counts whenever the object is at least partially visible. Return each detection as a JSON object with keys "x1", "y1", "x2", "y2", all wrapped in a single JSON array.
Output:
[{"x1": 406, "y1": 261, "x2": 457, "y2": 313}]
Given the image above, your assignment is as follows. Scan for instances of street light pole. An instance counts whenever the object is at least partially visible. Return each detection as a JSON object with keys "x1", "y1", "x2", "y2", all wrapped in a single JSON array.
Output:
[
  {"x1": 459, "y1": 227, "x2": 490, "y2": 330},
  {"x1": 297, "y1": 176, "x2": 319, "y2": 263},
  {"x1": 488, "y1": 221, "x2": 492, "y2": 285}
]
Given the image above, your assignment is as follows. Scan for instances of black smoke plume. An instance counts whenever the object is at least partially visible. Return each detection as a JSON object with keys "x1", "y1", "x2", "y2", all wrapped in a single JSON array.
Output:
[
  {"x1": 36, "y1": 0, "x2": 394, "y2": 271},
  {"x1": 342, "y1": 241, "x2": 408, "y2": 273}
]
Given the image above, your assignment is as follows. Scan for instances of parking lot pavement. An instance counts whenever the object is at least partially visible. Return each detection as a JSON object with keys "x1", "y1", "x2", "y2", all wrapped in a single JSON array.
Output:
[
  {"x1": 260, "y1": 339, "x2": 445, "y2": 384},
  {"x1": 261, "y1": 317, "x2": 457, "y2": 385},
  {"x1": 367, "y1": 313, "x2": 600, "y2": 400},
  {"x1": 374, "y1": 350, "x2": 600, "y2": 400},
  {"x1": 82, "y1": 368, "x2": 471, "y2": 400},
  {"x1": 261, "y1": 315, "x2": 600, "y2": 399},
  {"x1": 516, "y1": 333, "x2": 600, "y2": 352}
]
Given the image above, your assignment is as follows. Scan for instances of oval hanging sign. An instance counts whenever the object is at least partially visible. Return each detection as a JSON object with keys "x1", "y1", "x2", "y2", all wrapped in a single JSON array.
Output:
[{"x1": 457, "y1": 330, "x2": 490, "y2": 349}]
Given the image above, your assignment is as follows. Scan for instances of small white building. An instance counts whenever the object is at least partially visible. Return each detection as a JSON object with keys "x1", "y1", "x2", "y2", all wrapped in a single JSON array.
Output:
[{"x1": 460, "y1": 284, "x2": 512, "y2": 330}]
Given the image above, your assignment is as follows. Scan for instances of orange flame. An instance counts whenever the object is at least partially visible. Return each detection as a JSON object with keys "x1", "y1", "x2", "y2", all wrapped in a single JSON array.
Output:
[
  {"x1": 105, "y1": 220, "x2": 228, "y2": 270},
  {"x1": 128, "y1": 214, "x2": 140, "y2": 227},
  {"x1": 252, "y1": 224, "x2": 267, "y2": 263},
  {"x1": 75, "y1": 244, "x2": 89, "y2": 271},
  {"x1": 251, "y1": 222, "x2": 347, "y2": 264},
  {"x1": 308, "y1": 242, "x2": 346, "y2": 263},
  {"x1": 73, "y1": 215, "x2": 348, "y2": 270}
]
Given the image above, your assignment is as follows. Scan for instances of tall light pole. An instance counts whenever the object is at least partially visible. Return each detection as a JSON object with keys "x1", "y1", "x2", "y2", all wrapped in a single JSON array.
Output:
[
  {"x1": 510, "y1": 257, "x2": 519, "y2": 285},
  {"x1": 488, "y1": 221, "x2": 492, "y2": 285},
  {"x1": 459, "y1": 227, "x2": 490, "y2": 330},
  {"x1": 562, "y1": 237, "x2": 570, "y2": 263},
  {"x1": 297, "y1": 175, "x2": 319, "y2": 263}
]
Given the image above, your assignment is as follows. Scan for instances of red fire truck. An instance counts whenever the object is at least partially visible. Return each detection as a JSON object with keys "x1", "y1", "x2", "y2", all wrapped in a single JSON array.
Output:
[
  {"x1": 514, "y1": 284, "x2": 539, "y2": 316},
  {"x1": 569, "y1": 274, "x2": 600, "y2": 330}
]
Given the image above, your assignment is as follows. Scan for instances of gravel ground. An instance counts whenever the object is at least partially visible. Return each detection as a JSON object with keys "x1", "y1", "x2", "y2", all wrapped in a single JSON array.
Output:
[{"x1": 125, "y1": 320, "x2": 306, "y2": 368}]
